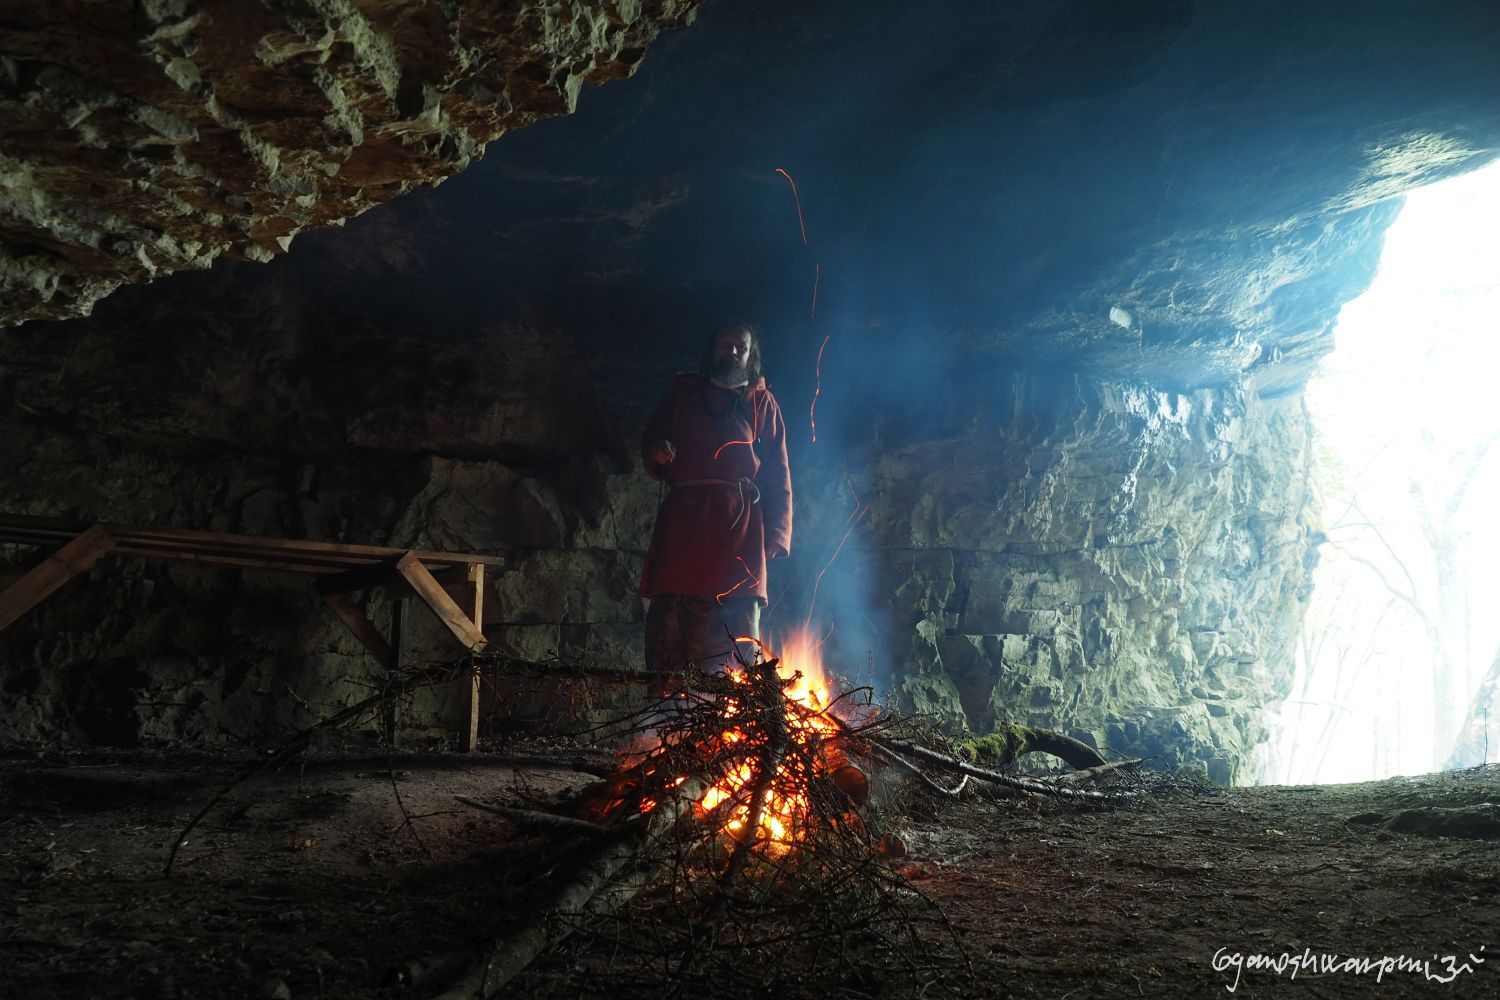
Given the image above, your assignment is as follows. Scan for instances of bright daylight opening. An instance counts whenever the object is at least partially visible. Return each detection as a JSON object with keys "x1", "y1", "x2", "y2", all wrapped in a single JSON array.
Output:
[{"x1": 1253, "y1": 158, "x2": 1500, "y2": 785}]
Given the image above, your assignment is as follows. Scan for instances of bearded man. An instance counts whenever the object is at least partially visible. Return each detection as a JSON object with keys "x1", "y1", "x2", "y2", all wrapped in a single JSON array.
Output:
[{"x1": 639, "y1": 321, "x2": 793, "y2": 682}]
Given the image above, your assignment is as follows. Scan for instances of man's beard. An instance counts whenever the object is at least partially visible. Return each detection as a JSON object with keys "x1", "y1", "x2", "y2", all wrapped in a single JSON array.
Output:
[{"x1": 709, "y1": 355, "x2": 749, "y2": 384}]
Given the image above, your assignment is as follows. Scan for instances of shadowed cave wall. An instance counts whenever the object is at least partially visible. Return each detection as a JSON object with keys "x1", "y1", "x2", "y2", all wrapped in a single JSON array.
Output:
[{"x1": 4, "y1": 0, "x2": 1500, "y2": 784}]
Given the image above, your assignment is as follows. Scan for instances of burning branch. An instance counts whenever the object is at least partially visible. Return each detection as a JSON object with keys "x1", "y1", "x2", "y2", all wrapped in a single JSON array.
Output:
[
  {"x1": 432, "y1": 774, "x2": 712, "y2": 1000},
  {"x1": 865, "y1": 736, "x2": 1135, "y2": 803},
  {"x1": 410, "y1": 637, "x2": 1135, "y2": 995},
  {"x1": 427, "y1": 638, "x2": 922, "y2": 994}
]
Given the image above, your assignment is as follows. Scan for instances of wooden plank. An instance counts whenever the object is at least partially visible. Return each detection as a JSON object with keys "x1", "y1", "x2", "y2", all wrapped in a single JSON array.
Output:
[
  {"x1": 3, "y1": 527, "x2": 380, "y2": 571},
  {"x1": 0, "y1": 513, "x2": 80, "y2": 535},
  {"x1": 12, "y1": 535, "x2": 486, "y2": 579},
  {"x1": 113, "y1": 534, "x2": 402, "y2": 569},
  {"x1": 0, "y1": 511, "x2": 507, "y2": 567},
  {"x1": 321, "y1": 593, "x2": 396, "y2": 670},
  {"x1": 0, "y1": 525, "x2": 74, "y2": 544},
  {"x1": 0, "y1": 524, "x2": 116, "y2": 633},
  {"x1": 469, "y1": 563, "x2": 486, "y2": 627},
  {"x1": 110, "y1": 544, "x2": 355, "y2": 576},
  {"x1": 111, "y1": 524, "x2": 507, "y2": 566},
  {"x1": 464, "y1": 564, "x2": 486, "y2": 753},
  {"x1": 395, "y1": 552, "x2": 488, "y2": 651}
]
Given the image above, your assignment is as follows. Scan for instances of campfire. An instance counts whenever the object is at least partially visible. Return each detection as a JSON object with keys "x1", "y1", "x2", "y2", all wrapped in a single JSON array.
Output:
[
  {"x1": 359, "y1": 627, "x2": 1145, "y2": 997},
  {"x1": 641, "y1": 629, "x2": 847, "y2": 852},
  {"x1": 163, "y1": 627, "x2": 1140, "y2": 999}
]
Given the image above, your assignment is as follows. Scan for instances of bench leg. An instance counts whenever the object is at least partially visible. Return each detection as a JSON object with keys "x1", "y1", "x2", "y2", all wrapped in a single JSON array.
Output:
[
  {"x1": 464, "y1": 564, "x2": 486, "y2": 753},
  {"x1": 0, "y1": 525, "x2": 116, "y2": 633}
]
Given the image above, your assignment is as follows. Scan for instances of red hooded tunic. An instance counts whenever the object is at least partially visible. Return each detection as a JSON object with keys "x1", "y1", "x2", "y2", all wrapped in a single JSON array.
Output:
[{"x1": 638, "y1": 373, "x2": 793, "y2": 603}]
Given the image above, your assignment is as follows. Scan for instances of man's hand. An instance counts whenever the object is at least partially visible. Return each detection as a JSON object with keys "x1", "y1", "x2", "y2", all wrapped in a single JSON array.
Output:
[
  {"x1": 649, "y1": 438, "x2": 677, "y2": 469},
  {"x1": 768, "y1": 544, "x2": 789, "y2": 559}
]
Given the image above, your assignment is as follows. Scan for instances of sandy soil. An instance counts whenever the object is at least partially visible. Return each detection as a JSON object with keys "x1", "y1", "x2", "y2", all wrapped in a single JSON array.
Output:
[{"x1": 2, "y1": 744, "x2": 1497, "y2": 999}]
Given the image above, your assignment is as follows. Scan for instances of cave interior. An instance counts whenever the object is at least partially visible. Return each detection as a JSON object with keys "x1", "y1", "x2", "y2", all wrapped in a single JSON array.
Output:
[{"x1": 4, "y1": 1, "x2": 1500, "y2": 997}]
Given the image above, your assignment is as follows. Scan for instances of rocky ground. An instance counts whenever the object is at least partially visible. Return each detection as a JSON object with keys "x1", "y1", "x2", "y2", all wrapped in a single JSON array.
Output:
[{"x1": 2, "y1": 741, "x2": 1497, "y2": 999}]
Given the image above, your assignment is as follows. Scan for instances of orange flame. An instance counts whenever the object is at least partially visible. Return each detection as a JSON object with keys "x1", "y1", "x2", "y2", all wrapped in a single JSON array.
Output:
[{"x1": 692, "y1": 626, "x2": 839, "y2": 852}]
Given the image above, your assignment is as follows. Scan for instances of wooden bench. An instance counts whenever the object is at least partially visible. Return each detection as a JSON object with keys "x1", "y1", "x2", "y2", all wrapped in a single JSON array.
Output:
[{"x1": 0, "y1": 512, "x2": 505, "y2": 751}]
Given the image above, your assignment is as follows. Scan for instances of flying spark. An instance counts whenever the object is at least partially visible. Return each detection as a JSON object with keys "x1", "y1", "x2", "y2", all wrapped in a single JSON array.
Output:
[
  {"x1": 736, "y1": 554, "x2": 761, "y2": 591},
  {"x1": 804, "y1": 489, "x2": 869, "y2": 629},
  {"x1": 810, "y1": 333, "x2": 830, "y2": 444},
  {"x1": 844, "y1": 475, "x2": 863, "y2": 523},
  {"x1": 712, "y1": 399, "x2": 764, "y2": 461},
  {"x1": 713, "y1": 437, "x2": 754, "y2": 462},
  {"x1": 715, "y1": 556, "x2": 761, "y2": 605},
  {"x1": 775, "y1": 167, "x2": 808, "y2": 245},
  {"x1": 715, "y1": 577, "x2": 748, "y2": 604}
]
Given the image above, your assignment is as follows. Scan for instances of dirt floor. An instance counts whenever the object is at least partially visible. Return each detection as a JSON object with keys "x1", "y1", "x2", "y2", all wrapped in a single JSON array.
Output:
[{"x1": 2, "y1": 741, "x2": 1498, "y2": 999}]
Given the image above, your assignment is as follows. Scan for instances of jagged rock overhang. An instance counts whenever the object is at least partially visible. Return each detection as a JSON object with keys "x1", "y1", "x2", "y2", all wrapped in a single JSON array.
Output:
[{"x1": 0, "y1": 0, "x2": 699, "y2": 328}]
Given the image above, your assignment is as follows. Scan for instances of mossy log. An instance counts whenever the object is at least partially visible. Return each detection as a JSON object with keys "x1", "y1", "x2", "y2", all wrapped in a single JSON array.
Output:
[{"x1": 957, "y1": 724, "x2": 1106, "y2": 771}]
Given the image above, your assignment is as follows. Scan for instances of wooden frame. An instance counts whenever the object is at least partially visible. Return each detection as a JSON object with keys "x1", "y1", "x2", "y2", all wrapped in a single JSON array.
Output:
[{"x1": 0, "y1": 512, "x2": 502, "y2": 750}]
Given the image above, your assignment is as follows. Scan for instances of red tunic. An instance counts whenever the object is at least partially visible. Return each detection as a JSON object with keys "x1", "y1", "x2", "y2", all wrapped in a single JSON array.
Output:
[{"x1": 638, "y1": 373, "x2": 793, "y2": 603}]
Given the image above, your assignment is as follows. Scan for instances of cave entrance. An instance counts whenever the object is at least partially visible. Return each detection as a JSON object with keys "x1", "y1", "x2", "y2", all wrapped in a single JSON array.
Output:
[{"x1": 1257, "y1": 158, "x2": 1500, "y2": 784}]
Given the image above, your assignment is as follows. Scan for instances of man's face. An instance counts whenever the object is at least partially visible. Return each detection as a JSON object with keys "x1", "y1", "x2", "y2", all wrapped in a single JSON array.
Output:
[{"x1": 710, "y1": 328, "x2": 753, "y2": 383}]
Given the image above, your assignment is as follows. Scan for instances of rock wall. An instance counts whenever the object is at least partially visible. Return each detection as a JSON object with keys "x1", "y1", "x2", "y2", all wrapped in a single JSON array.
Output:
[
  {"x1": 800, "y1": 374, "x2": 1315, "y2": 784},
  {"x1": 0, "y1": 0, "x2": 698, "y2": 328},
  {"x1": 0, "y1": 251, "x2": 663, "y2": 742},
  {"x1": 0, "y1": 431, "x2": 659, "y2": 745},
  {"x1": 0, "y1": 254, "x2": 1314, "y2": 783}
]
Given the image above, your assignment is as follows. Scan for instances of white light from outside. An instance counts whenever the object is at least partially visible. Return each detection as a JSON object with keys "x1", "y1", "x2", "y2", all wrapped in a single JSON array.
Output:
[{"x1": 1254, "y1": 157, "x2": 1500, "y2": 785}]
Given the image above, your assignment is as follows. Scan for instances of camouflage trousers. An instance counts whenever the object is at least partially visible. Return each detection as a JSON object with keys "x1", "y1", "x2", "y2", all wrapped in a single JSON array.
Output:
[{"x1": 643, "y1": 593, "x2": 762, "y2": 686}]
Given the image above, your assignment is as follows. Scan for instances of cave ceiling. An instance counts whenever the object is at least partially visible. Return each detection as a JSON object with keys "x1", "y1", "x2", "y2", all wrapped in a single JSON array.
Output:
[
  {"x1": 4, "y1": 0, "x2": 1500, "y2": 395},
  {"x1": 0, "y1": 0, "x2": 700, "y2": 325}
]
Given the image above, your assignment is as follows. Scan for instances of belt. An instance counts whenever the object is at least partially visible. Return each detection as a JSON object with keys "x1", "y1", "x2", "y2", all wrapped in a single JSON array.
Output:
[{"x1": 669, "y1": 476, "x2": 761, "y2": 528}]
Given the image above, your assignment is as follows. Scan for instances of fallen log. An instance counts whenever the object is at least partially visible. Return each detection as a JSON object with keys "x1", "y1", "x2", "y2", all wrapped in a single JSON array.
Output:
[
  {"x1": 876, "y1": 743, "x2": 970, "y2": 798},
  {"x1": 868, "y1": 736, "x2": 1132, "y2": 802},
  {"x1": 429, "y1": 775, "x2": 710, "y2": 999},
  {"x1": 454, "y1": 797, "x2": 615, "y2": 838},
  {"x1": 1051, "y1": 757, "x2": 1143, "y2": 785},
  {"x1": 957, "y1": 724, "x2": 1107, "y2": 770}
]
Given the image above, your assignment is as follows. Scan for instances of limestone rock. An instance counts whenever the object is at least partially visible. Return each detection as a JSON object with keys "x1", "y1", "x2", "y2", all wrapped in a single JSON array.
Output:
[
  {"x1": 804, "y1": 373, "x2": 1314, "y2": 775},
  {"x1": 0, "y1": 0, "x2": 700, "y2": 327}
]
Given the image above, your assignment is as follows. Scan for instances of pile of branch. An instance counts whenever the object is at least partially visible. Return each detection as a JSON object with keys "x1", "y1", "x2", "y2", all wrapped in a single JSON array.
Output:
[
  {"x1": 408, "y1": 649, "x2": 1137, "y2": 998},
  {"x1": 161, "y1": 647, "x2": 1138, "y2": 997}
]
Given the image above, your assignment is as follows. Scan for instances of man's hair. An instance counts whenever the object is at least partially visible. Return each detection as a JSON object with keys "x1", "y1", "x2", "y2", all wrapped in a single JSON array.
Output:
[{"x1": 700, "y1": 320, "x2": 764, "y2": 383}]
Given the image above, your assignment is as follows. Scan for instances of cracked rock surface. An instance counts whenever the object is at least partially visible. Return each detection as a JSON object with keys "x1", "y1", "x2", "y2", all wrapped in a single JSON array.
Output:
[{"x1": 0, "y1": 0, "x2": 698, "y2": 327}]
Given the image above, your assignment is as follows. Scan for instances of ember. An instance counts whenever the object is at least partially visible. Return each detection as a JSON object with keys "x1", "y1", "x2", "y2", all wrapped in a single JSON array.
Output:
[
  {"x1": 416, "y1": 631, "x2": 1133, "y2": 996},
  {"x1": 774, "y1": 167, "x2": 809, "y2": 245},
  {"x1": 713, "y1": 555, "x2": 761, "y2": 604},
  {"x1": 633, "y1": 627, "x2": 845, "y2": 855},
  {"x1": 810, "y1": 332, "x2": 830, "y2": 442},
  {"x1": 690, "y1": 628, "x2": 841, "y2": 850}
]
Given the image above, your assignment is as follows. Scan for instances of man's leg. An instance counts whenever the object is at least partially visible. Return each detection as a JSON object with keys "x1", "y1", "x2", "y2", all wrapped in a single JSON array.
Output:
[
  {"x1": 712, "y1": 593, "x2": 762, "y2": 666},
  {"x1": 650, "y1": 594, "x2": 763, "y2": 680},
  {"x1": 645, "y1": 594, "x2": 720, "y2": 695},
  {"x1": 645, "y1": 595, "x2": 686, "y2": 697}
]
